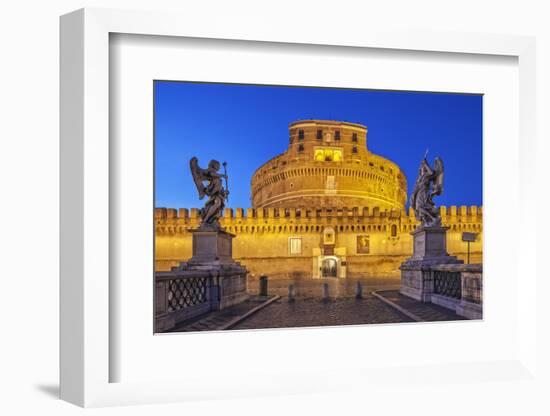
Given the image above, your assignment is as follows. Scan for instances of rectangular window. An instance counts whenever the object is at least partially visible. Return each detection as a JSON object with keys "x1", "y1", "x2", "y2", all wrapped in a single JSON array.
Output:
[
  {"x1": 298, "y1": 144, "x2": 304, "y2": 152},
  {"x1": 316, "y1": 129, "x2": 322, "y2": 140},
  {"x1": 289, "y1": 237, "x2": 302, "y2": 255},
  {"x1": 352, "y1": 133, "x2": 358, "y2": 142},
  {"x1": 298, "y1": 130, "x2": 304, "y2": 140},
  {"x1": 335, "y1": 130, "x2": 341, "y2": 140}
]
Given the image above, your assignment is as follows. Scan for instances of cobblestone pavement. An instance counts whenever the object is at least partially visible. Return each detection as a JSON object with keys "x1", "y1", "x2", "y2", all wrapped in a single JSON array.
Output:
[
  {"x1": 231, "y1": 294, "x2": 414, "y2": 330},
  {"x1": 169, "y1": 289, "x2": 466, "y2": 333},
  {"x1": 375, "y1": 290, "x2": 467, "y2": 322}
]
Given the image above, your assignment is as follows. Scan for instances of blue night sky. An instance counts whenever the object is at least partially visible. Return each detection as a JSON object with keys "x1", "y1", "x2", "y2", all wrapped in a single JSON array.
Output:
[{"x1": 154, "y1": 81, "x2": 482, "y2": 209}]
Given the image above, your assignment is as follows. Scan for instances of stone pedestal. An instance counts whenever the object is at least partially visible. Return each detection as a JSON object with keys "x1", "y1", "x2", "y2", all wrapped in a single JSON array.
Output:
[
  {"x1": 155, "y1": 228, "x2": 248, "y2": 331},
  {"x1": 186, "y1": 228, "x2": 248, "y2": 309},
  {"x1": 189, "y1": 229, "x2": 235, "y2": 265},
  {"x1": 400, "y1": 226, "x2": 462, "y2": 302}
]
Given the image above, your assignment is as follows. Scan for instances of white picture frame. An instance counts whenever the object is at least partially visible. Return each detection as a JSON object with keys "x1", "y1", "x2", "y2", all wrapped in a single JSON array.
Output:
[{"x1": 60, "y1": 8, "x2": 538, "y2": 408}]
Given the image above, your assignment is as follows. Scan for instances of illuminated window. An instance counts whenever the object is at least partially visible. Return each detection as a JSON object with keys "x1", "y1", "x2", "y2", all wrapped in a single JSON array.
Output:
[
  {"x1": 352, "y1": 133, "x2": 358, "y2": 142},
  {"x1": 335, "y1": 130, "x2": 341, "y2": 140},
  {"x1": 314, "y1": 147, "x2": 343, "y2": 161},
  {"x1": 298, "y1": 130, "x2": 304, "y2": 140},
  {"x1": 316, "y1": 129, "x2": 322, "y2": 140},
  {"x1": 289, "y1": 237, "x2": 302, "y2": 254}
]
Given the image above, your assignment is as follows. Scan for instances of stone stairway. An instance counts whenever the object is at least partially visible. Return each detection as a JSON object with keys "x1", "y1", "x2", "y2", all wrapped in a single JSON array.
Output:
[
  {"x1": 373, "y1": 290, "x2": 467, "y2": 322},
  {"x1": 169, "y1": 296, "x2": 278, "y2": 332}
]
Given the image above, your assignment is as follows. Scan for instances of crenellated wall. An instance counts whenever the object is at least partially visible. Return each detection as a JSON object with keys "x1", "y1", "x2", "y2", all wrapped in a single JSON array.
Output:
[{"x1": 155, "y1": 205, "x2": 483, "y2": 279}]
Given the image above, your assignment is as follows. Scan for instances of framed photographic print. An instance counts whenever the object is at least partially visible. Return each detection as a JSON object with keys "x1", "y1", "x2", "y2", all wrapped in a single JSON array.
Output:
[{"x1": 60, "y1": 7, "x2": 537, "y2": 408}]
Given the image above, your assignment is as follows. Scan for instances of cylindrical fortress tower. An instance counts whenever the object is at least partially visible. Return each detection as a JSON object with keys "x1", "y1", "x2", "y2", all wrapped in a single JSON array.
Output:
[{"x1": 251, "y1": 120, "x2": 407, "y2": 210}]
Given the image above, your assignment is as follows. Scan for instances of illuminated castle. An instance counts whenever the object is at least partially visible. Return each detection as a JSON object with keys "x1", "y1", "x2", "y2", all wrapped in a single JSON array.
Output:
[
  {"x1": 155, "y1": 120, "x2": 482, "y2": 279},
  {"x1": 251, "y1": 120, "x2": 407, "y2": 211}
]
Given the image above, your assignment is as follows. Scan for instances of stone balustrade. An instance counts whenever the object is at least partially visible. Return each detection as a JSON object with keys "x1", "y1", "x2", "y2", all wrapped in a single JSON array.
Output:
[
  {"x1": 155, "y1": 270, "x2": 217, "y2": 332},
  {"x1": 428, "y1": 263, "x2": 483, "y2": 319}
]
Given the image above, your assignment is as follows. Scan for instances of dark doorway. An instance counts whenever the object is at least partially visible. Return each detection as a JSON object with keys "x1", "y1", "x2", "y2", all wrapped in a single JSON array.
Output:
[{"x1": 322, "y1": 258, "x2": 337, "y2": 278}]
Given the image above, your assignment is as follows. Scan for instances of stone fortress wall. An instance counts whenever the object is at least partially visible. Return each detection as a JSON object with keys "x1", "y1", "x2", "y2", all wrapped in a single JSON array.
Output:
[
  {"x1": 156, "y1": 119, "x2": 482, "y2": 279},
  {"x1": 155, "y1": 205, "x2": 483, "y2": 279}
]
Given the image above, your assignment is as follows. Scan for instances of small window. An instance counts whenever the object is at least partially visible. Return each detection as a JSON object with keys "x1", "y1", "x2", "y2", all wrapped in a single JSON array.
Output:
[
  {"x1": 391, "y1": 224, "x2": 397, "y2": 237},
  {"x1": 335, "y1": 130, "x2": 341, "y2": 140},
  {"x1": 352, "y1": 146, "x2": 358, "y2": 153},
  {"x1": 298, "y1": 130, "x2": 304, "y2": 140},
  {"x1": 316, "y1": 129, "x2": 322, "y2": 140},
  {"x1": 298, "y1": 144, "x2": 304, "y2": 152},
  {"x1": 369, "y1": 162, "x2": 374, "y2": 167},
  {"x1": 289, "y1": 237, "x2": 302, "y2": 254},
  {"x1": 352, "y1": 133, "x2": 358, "y2": 142}
]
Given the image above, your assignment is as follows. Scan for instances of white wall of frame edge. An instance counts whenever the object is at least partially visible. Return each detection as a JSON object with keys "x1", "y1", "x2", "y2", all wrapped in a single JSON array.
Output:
[{"x1": 60, "y1": 7, "x2": 538, "y2": 408}]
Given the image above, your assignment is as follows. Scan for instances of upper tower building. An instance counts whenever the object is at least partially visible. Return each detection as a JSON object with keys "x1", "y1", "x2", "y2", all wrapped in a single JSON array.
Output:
[{"x1": 250, "y1": 120, "x2": 407, "y2": 210}]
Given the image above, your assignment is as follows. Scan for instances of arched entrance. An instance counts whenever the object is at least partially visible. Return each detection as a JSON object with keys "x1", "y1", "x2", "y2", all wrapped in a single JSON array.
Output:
[{"x1": 321, "y1": 257, "x2": 338, "y2": 278}]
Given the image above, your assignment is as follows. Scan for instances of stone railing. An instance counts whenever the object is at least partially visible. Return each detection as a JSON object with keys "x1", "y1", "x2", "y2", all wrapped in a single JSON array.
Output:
[
  {"x1": 155, "y1": 271, "x2": 217, "y2": 332},
  {"x1": 429, "y1": 264, "x2": 483, "y2": 319},
  {"x1": 155, "y1": 263, "x2": 249, "y2": 332}
]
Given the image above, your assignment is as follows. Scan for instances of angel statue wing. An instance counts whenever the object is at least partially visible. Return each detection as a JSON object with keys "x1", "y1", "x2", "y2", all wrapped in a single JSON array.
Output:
[
  {"x1": 432, "y1": 157, "x2": 444, "y2": 196},
  {"x1": 189, "y1": 157, "x2": 206, "y2": 199}
]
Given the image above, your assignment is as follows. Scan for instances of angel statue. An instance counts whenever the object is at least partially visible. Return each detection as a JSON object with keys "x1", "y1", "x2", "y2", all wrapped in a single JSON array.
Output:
[
  {"x1": 189, "y1": 157, "x2": 229, "y2": 230},
  {"x1": 410, "y1": 152, "x2": 444, "y2": 228}
]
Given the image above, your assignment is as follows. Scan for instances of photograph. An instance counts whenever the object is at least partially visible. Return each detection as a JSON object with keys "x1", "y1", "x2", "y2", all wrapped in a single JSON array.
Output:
[{"x1": 153, "y1": 81, "x2": 483, "y2": 333}]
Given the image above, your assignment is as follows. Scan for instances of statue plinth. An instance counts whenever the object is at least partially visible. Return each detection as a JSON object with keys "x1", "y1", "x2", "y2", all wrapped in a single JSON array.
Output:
[
  {"x1": 400, "y1": 225, "x2": 463, "y2": 302},
  {"x1": 187, "y1": 228, "x2": 248, "y2": 309},
  {"x1": 189, "y1": 228, "x2": 235, "y2": 265},
  {"x1": 155, "y1": 227, "x2": 248, "y2": 332},
  {"x1": 408, "y1": 225, "x2": 457, "y2": 264}
]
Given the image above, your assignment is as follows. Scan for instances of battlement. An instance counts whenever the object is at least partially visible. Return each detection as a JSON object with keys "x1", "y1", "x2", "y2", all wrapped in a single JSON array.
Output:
[
  {"x1": 155, "y1": 205, "x2": 482, "y2": 221},
  {"x1": 155, "y1": 205, "x2": 483, "y2": 236}
]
